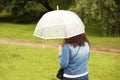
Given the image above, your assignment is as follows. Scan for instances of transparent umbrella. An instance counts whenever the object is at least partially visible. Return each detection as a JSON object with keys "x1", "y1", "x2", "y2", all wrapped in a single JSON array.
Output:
[{"x1": 33, "y1": 10, "x2": 85, "y2": 39}]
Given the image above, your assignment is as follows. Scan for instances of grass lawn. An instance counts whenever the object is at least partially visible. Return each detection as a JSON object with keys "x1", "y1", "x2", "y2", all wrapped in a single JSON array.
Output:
[
  {"x1": 0, "y1": 44, "x2": 58, "y2": 80},
  {"x1": 0, "y1": 44, "x2": 120, "y2": 80},
  {"x1": 0, "y1": 22, "x2": 120, "y2": 47}
]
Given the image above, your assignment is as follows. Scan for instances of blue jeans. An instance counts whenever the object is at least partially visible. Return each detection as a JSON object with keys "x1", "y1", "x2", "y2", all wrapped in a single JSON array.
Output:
[{"x1": 62, "y1": 74, "x2": 88, "y2": 80}]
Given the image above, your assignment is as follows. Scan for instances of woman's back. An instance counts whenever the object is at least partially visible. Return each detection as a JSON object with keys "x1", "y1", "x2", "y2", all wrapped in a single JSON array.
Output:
[
  {"x1": 59, "y1": 42, "x2": 90, "y2": 75},
  {"x1": 58, "y1": 33, "x2": 90, "y2": 80}
]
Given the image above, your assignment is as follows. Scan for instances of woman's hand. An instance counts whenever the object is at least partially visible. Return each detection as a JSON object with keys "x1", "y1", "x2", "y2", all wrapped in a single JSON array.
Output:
[{"x1": 58, "y1": 45, "x2": 62, "y2": 55}]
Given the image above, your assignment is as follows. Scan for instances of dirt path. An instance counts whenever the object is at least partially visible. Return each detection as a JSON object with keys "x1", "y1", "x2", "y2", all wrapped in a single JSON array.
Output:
[{"x1": 0, "y1": 39, "x2": 120, "y2": 53}]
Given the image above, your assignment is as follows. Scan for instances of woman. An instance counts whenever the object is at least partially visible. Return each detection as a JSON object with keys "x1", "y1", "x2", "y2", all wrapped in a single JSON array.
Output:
[{"x1": 58, "y1": 33, "x2": 90, "y2": 80}]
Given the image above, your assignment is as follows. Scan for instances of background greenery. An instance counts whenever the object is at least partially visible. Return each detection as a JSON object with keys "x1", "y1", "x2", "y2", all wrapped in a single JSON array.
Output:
[
  {"x1": 0, "y1": 0, "x2": 120, "y2": 36},
  {"x1": 0, "y1": 23, "x2": 120, "y2": 47},
  {"x1": 0, "y1": 22, "x2": 119, "y2": 80},
  {"x1": 0, "y1": 0, "x2": 120, "y2": 80}
]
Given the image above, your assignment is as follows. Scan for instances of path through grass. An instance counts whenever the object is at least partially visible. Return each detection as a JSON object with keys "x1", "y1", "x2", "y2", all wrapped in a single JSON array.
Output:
[{"x1": 0, "y1": 22, "x2": 120, "y2": 47}]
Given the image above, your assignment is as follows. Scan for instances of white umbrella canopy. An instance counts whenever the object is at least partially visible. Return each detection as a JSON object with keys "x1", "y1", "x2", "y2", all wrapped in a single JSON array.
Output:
[{"x1": 33, "y1": 10, "x2": 85, "y2": 39}]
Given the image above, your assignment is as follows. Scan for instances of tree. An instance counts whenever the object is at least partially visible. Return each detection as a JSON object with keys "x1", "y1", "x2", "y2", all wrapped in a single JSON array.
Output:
[
  {"x1": 0, "y1": 0, "x2": 12, "y2": 12},
  {"x1": 36, "y1": 0, "x2": 53, "y2": 11},
  {"x1": 0, "y1": 0, "x2": 73, "y2": 23},
  {"x1": 96, "y1": 0, "x2": 120, "y2": 36},
  {"x1": 4, "y1": 0, "x2": 53, "y2": 23},
  {"x1": 70, "y1": 0, "x2": 120, "y2": 36}
]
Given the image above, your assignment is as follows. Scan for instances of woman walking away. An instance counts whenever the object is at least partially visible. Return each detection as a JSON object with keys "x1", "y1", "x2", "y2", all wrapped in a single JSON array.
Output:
[{"x1": 58, "y1": 33, "x2": 90, "y2": 80}]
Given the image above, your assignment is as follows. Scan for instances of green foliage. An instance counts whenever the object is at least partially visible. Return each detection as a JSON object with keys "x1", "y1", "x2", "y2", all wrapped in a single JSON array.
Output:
[
  {"x1": 0, "y1": 0, "x2": 73, "y2": 23},
  {"x1": 96, "y1": 0, "x2": 120, "y2": 36},
  {"x1": 69, "y1": 0, "x2": 120, "y2": 36},
  {"x1": 0, "y1": 0, "x2": 119, "y2": 36},
  {"x1": 5, "y1": 0, "x2": 47, "y2": 23},
  {"x1": 0, "y1": 0, "x2": 12, "y2": 12},
  {"x1": 49, "y1": 0, "x2": 74, "y2": 10}
]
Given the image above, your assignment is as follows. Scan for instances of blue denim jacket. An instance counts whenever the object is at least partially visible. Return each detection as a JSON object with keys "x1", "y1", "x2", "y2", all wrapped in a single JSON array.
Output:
[{"x1": 58, "y1": 42, "x2": 90, "y2": 75}]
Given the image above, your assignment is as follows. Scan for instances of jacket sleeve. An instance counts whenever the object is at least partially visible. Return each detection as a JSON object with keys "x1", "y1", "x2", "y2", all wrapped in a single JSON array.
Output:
[{"x1": 58, "y1": 44, "x2": 70, "y2": 68}]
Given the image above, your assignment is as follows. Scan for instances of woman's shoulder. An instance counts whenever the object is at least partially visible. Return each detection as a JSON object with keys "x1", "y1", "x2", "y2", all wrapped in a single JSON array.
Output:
[
  {"x1": 83, "y1": 42, "x2": 90, "y2": 51},
  {"x1": 63, "y1": 44, "x2": 73, "y2": 50},
  {"x1": 62, "y1": 44, "x2": 70, "y2": 49},
  {"x1": 63, "y1": 42, "x2": 89, "y2": 49},
  {"x1": 85, "y1": 42, "x2": 89, "y2": 46}
]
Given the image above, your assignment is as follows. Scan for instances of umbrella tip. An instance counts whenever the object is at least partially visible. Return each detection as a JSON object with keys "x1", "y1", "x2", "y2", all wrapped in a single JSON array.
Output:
[{"x1": 57, "y1": 5, "x2": 59, "y2": 10}]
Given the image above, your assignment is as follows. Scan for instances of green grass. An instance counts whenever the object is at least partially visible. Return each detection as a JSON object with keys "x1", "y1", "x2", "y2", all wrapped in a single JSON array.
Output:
[
  {"x1": 89, "y1": 52, "x2": 120, "y2": 80},
  {"x1": 0, "y1": 44, "x2": 58, "y2": 80},
  {"x1": 0, "y1": 44, "x2": 120, "y2": 80},
  {"x1": 0, "y1": 22, "x2": 120, "y2": 46},
  {"x1": 0, "y1": 23, "x2": 37, "y2": 41},
  {"x1": 0, "y1": 22, "x2": 62, "y2": 43},
  {"x1": 88, "y1": 36, "x2": 120, "y2": 47}
]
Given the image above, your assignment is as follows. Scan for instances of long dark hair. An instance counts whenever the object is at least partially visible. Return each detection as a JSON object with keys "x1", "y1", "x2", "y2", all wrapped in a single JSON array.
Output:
[{"x1": 63, "y1": 33, "x2": 90, "y2": 47}]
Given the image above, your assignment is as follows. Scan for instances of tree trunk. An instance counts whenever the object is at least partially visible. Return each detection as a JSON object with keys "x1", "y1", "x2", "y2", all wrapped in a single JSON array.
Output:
[{"x1": 39, "y1": 0, "x2": 53, "y2": 11}]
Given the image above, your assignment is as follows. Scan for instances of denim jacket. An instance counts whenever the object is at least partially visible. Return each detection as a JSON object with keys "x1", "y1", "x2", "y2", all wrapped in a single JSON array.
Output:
[{"x1": 58, "y1": 42, "x2": 90, "y2": 75}]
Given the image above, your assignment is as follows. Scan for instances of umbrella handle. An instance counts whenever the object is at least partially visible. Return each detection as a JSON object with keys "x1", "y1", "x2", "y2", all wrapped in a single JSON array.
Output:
[
  {"x1": 42, "y1": 44, "x2": 45, "y2": 48},
  {"x1": 57, "y1": 5, "x2": 59, "y2": 10}
]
